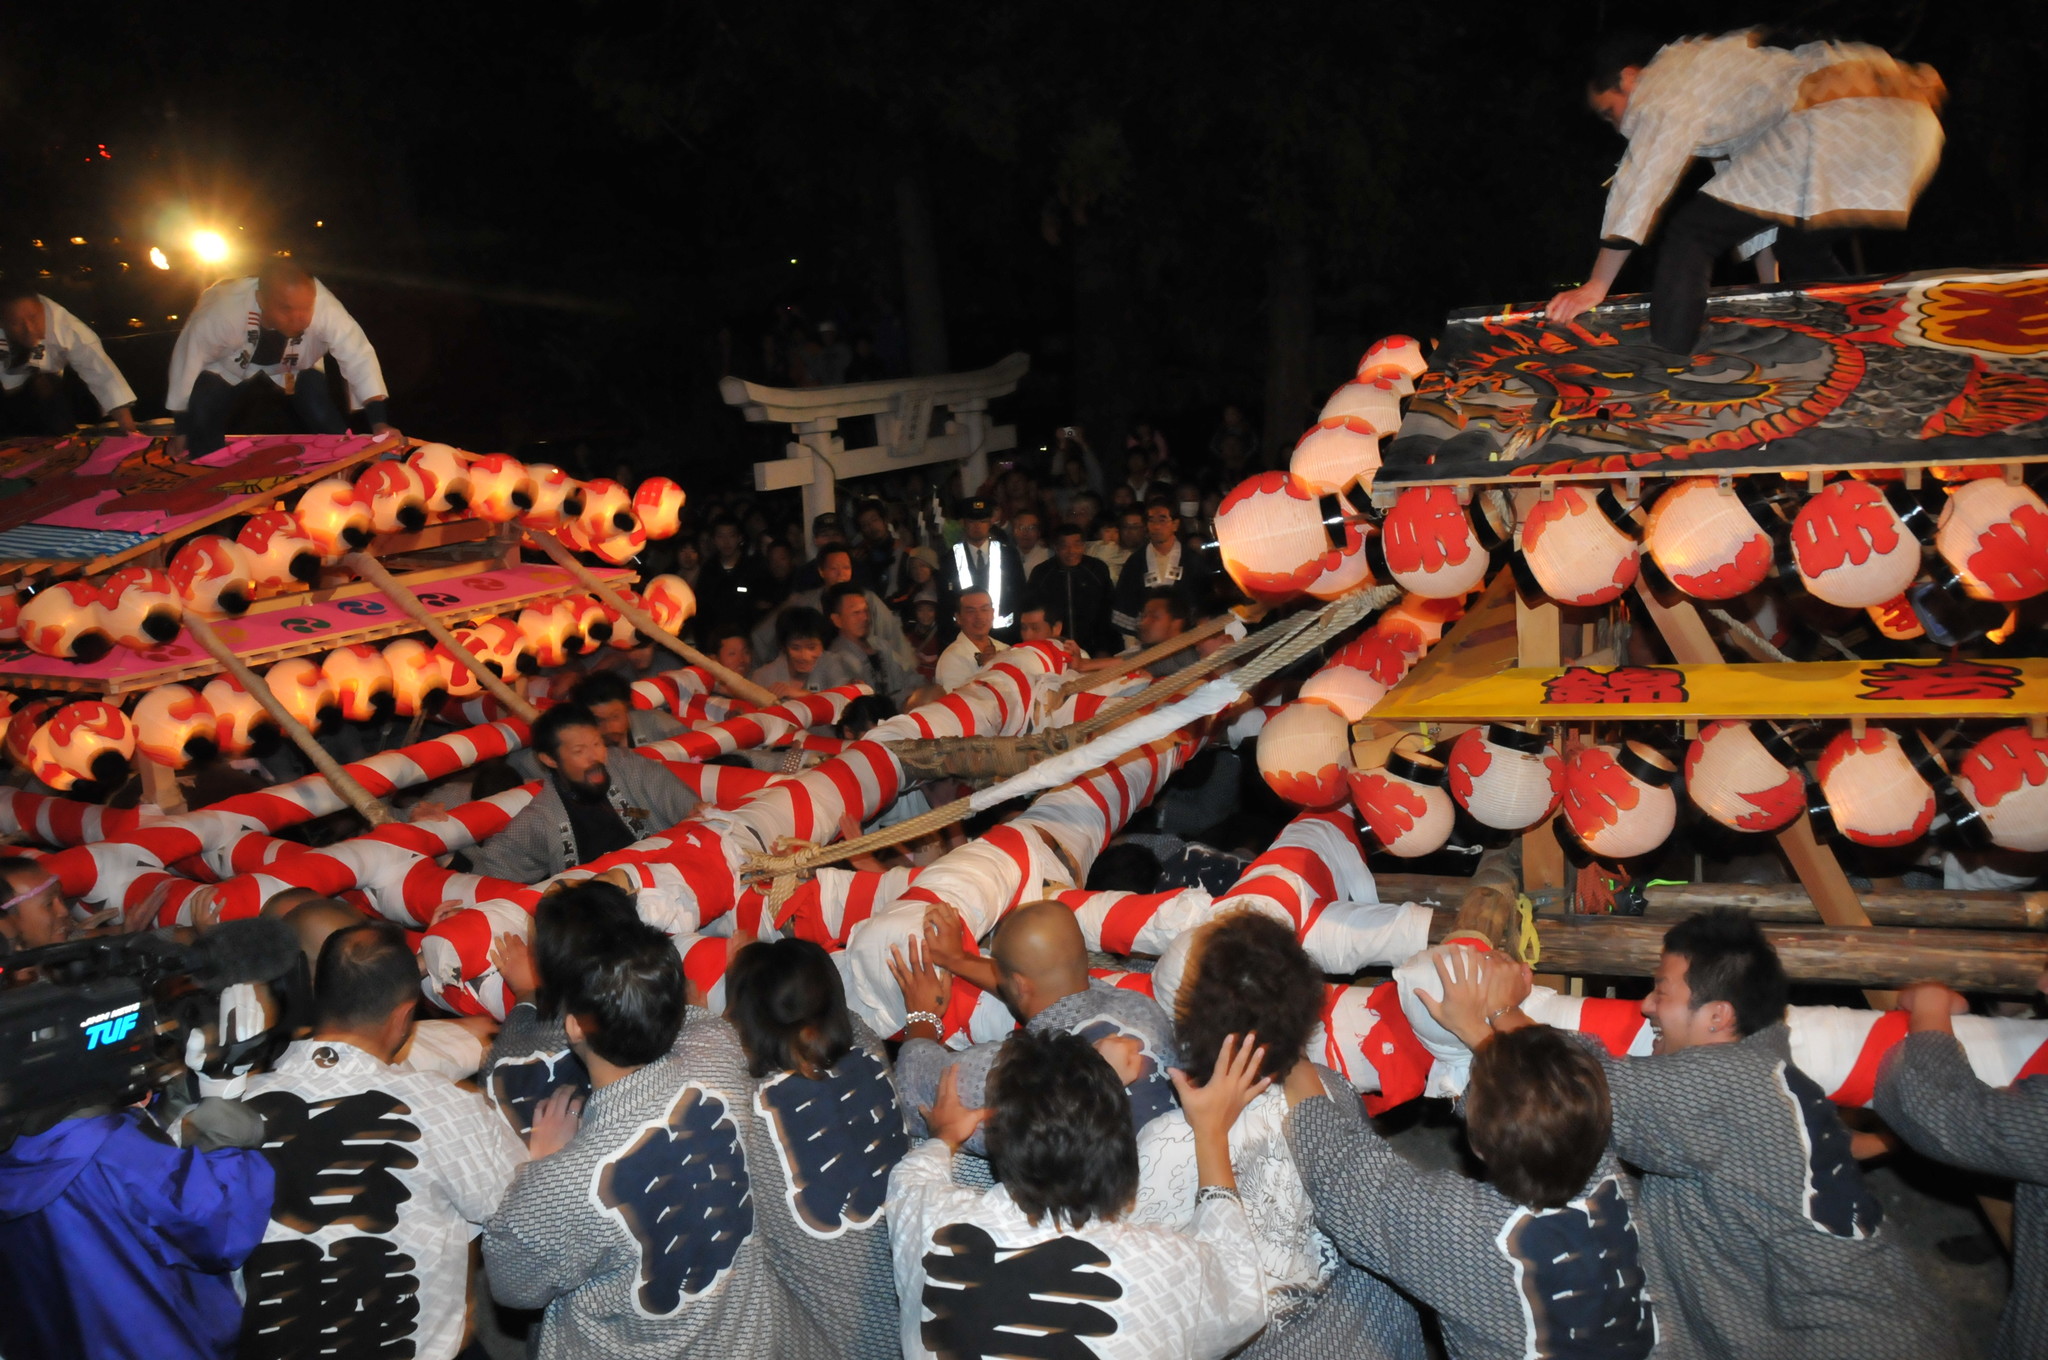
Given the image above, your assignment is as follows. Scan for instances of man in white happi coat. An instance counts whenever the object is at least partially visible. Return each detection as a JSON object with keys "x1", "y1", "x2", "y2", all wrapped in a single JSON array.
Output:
[{"x1": 0, "y1": 287, "x2": 139, "y2": 435}]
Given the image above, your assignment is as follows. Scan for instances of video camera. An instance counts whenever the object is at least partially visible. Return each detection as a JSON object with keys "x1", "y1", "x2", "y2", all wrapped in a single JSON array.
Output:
[{"x1": 0, "y1": 917, "x2": 303, "y2": 1145}]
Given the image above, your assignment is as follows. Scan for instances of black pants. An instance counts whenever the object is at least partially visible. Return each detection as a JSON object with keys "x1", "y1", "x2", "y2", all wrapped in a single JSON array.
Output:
[
  {"x1": 0, "y1": 371, "x2": 78, "y2": 436},
  {"x1": 182, "y1": 368, "x2": 346, "y2": 455},
  {"x1": 1651, "y1": 193, "x2": 1844, "y2": 353}
]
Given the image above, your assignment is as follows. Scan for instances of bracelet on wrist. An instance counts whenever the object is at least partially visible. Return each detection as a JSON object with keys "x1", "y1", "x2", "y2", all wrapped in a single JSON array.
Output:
[
  {"x1": 1195, "y1": 1185, "x2": 1240, "y2": 1206},
  {"x1": 1483, "y1": 1006, "x2": 1515, "y2": 1028},
  {"x1": 904, "y1": 1010, "x2": 942, "y2": 1032}
]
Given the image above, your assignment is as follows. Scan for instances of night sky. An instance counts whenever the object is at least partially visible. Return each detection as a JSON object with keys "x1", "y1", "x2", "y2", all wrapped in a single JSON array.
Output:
[{"x1": 2, "y1": 2, "x2": 2041, "y2": 481}]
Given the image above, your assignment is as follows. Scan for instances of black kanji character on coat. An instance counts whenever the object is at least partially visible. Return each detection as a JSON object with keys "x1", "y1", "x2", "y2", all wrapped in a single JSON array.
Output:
[
  {"x1": 596, "y1": 1084, "x2": 754, "y2": 1315},
  {"x1": 247, "y1": 1089, "x2": 421, "y2": 1235},
  {"x1": 489, "y1": 1048, "x2": 592, "y2": 1139},
  {"x1": 922, "y1": 1224, "x2": 1122, "y2": 1360},
  {"x1": 238, "y1": 1234, "x2": 421, "y2": 1360},
  {"x1": 756, "y1": 1047, "x2": 908, "y2": 1236},
  {"x1": 1779, "y1": 1063, "x2": 1884, "y2": 1239},
  {"x1": 1498, "y1": 1177, "x2": 1655, "y2": 1360}
]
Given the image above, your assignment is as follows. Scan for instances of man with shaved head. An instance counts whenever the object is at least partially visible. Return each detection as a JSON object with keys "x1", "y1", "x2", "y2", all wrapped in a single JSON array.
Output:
[
  {"x1": 166, "y1": 257, "x2": 395, "y2": 455},
  {"x1": 891, "y1": 899, "x2": 1179, "y2": 1157}
]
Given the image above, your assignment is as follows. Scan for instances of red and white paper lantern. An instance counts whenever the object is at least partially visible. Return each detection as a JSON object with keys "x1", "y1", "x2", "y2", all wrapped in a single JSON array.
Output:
[
  {"x1": 323, "y1": 644, "x2": 396, "y2": 722},
  {"x1": 1791, "y1": 480, "x2": 1925, "y2": 608},
  {"x1": 1954, "y1": 726, "x2": 2048, "y2": 853},
  {"x1": 634, "y1": 478, "x2": 686, "y2": 540},
  {"x1": 1683, "y1": 720, "x2": 1805, "y2": 834},
  {"x1": 407, "y1": 443, "x2": 472, "y2": 514},
  {"x1": 1256, "y1": 699, "x2": 1354, "y2": 808},
  {"x1": 1379, "y1": 594, "x2": 1463, "y2": 650},
  {"x1": 19, "y1": 580, "x2": 112, "y2": 661},
  {"x1": 1936, "y1": 478, "x2": 2048, "y2": 601},
  {"x1": 202, "y1": 677, "x2": 273, "y2": 755},
  {"x1": 1518, "y1": 486, "x2": 1640, "y2": 607},
  {"x1": 1379, "y1": 486, "x2": 1490, "y2": 599},
  {"x1": 27, "y1": 700, "x2": 135, "y2": 791},
  {"x1": 265, "y1": 657, "x2": 338, "y2": 730},
  {"x1": 641, "y1": 576, "x2": 697, "y2": 633},
  {"x1": 4, "y1": 699, "x2": 53, "y2": 768},
  {"x1": 133, "y1": 684, "x2": 218, "y2": 768},
  {"x1": 521, "y1": 464, "x2": 585, "y2": 531},
  {"x1": 1318, "y1": 376, "x2": 1405, "y2": 436},
  {"x1": 1349, "y1": 747, "x2": 1456, "y2": 857},
  {"x1": 383, "y1": 638, "x2": 445, "y2": 717},
  {"x1": 1817, "y1": 728, "x2": 1937, "y2": 847},
  {"x1": 1298, "y1": 653, "x2": 1388, "y2": 723},
  {"x1": 294, "y1": 478, "x2": 374, "y2": 559},
  {"x1": 1448, "y1": 725, "x2": 1562, "y2": 831},
  {"x1": 431, "y1": 640, "x2": 484, "y2": 697},
  {"x1": 1359, "y1": 334, "x2": 1426, "y2": 380},
  {"x1": 1562, "y1": 741, "x2": 1678, "y2": 859},
  {"x1": 1215, "y1": 472, "x2": 1340, "y2": 604},
  {"x1": 1645, "y1": 478, "x2": 1772, "y2": 600},
  {"x1": 457, "y1": 616, "x2": 533, "y2": 679},
  {"x1": 601, "y1": 593, "x2": 641, "y2": 649},
  {"x1": 168, "y1": 536, "x2": 258, "y2": 616},
  {"x1": 1868, "y1": 595, "x2": 1927, "y2": 640},
  {"x1": 1290, "y1": 416, "x2": 1383, "y2": 498},
  {"x1": 98, "y1": 567, "x2": 182, "y2": 652},
  {"x1": 466, "y1": 455, "x2": 537, "y2": 523},
  {"x1": 357, "y1": 460, "x2": 431, "y2": 535},
  {"x1": 237, "y1": 511, "x2": 322, "y2": 588}
]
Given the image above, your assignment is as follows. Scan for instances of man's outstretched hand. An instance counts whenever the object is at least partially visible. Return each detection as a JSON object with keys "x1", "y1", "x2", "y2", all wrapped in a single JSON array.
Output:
[{"x1": 1545, "y1": 280, "x2": 1610, "y2": 325}]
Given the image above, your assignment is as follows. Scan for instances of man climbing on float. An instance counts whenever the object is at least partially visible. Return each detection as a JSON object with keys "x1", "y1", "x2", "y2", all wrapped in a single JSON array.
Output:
[{"x1": 1546, "y1": 28, "x2": 1945, "y2": 353}]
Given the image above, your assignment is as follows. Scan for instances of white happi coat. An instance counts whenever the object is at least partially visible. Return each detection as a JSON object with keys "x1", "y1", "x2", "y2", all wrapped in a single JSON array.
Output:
[
  {"x1": 0, "y1": 295, "x2": 136, "y2": 413},
  {"x1": 166, "y1": 275, "x2": 388, "y2": 412}
]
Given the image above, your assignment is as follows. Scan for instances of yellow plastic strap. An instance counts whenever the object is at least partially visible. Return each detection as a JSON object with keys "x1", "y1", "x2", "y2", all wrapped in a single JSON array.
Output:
[{"x1": 1515, "y1": 893, "x2": 1542, "y2": 967}]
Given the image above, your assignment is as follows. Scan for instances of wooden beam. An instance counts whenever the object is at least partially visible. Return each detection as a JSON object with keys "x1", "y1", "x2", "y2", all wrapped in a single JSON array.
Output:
[
  {"x1": 720, "y1": 352, "x2": 1029, "y2": 424},
  {"x1": 1447, "y1": 848, "x2": 1521, "y2": 950},
  {"x1": 1637, "y1": 882, "x2": 2048, "y2": 931}
]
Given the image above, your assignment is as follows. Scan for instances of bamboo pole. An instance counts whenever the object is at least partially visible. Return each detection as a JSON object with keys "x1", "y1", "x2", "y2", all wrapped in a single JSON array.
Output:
[
  {"x1": 1445, "y1": 848, "x2": 1522, "y2": 950},
  {"x1": 1054, "y1": 614, "x2": 1235, "y2": 699},
  {"x1": 1636, "y1": 882, "x2": 2048, "y2": 931},
  {"x1": 528, "y1": 531, "x2": 781, "y2": 709},
  {"x1": 340, "y1": 552, "x2": 540, "y2": 723},
  {"x1": 182, "y1": 615, "x2": 394, "y2": 827}
]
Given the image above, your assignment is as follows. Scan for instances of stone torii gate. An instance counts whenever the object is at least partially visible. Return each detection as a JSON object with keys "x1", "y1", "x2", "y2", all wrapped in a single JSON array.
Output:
[{"x1": 720, "y1": 352, "x2": 1028, "y2": 551}]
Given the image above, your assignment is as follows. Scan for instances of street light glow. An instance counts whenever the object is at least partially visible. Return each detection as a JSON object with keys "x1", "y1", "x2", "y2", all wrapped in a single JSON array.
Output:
[
  {"x1": 190, "y1": 230, "x2": 230, "y2": 264},
  {"x1": 148, "y1": 247, "x2": 170, "y2": 270}
]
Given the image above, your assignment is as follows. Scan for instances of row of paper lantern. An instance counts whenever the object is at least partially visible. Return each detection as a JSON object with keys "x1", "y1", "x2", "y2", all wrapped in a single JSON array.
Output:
[
  {"x1": 0, "y1": 576, "x2": 699, "y2": 790},
  {"x1": 4, "y1": 448, "x2": 688, "y2": 661},
  {"x1": 1214, "y1": 461, "x2": 2048, "y2": 638},
  {"x1": 1259, "y1": 705, "x2": 2048, "y2": 860}
]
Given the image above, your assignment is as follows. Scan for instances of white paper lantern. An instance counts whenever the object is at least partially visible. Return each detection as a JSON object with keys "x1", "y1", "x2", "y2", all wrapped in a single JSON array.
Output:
[
  {"x1": 168, "y1": 536, "x2": 258, "y2": 616},
  {"x1": 1214, "y1": 472, "x2": 1340, "y2": 604},
  {"x1": 1448, "y1": 724, "x2": 1562, "y2": 830},
  {"x1": 1379, "y1": 593, "x2": 1462, "y2": 649},
  {"x1": 294, "y1": 478, "x2": 373, "y2": 559},
  {"x1": 1299, "y1": 654, "x2": 1389, "y2": 723},
  {"x1": 466, "y1": 454, "x2": 537, "y2": 523},
  {"x1": 1349, "y1": 748, "x2": 1456, "y2": 857},
  {"x1": 1817, "y1": 728, "x2": 1937, "y2": 847},
  {"x1": 521, "y1": 464, "x2": 586, "y2": 531},
  {"x1": 97, "y1": 566, "x2": 182, "y2": 652},
  {"x1": 133, "y1": 684, "x2": 218, "y2": 768},
  {"x1": 1334, "y1": 626, "x2": 1417, "y2": 688},
  {"x1": 1954, "y1": 727, "x2": 2048, "y2": 853},
  {"x1": 236, "y1": 510, "x2": 322, "y2": 588},
  {"x1": 19, "y1": 580, "x2": 113, "y2": 661},
  {"x1": 3, "y1": 699, "x2": 54, "y2": 768},
  {"x1": 322, "y1": 644, "x2": 395, "y2": 722},
  {"x1": 1303, "y1": 493, "x2": 1375, "y2": 601},
  {"x1": 1359, "y1": 334, "x2": 1426, "y2": 379},
  {"x1": 27, "y1": 700, "x2": 134, "y2": 791},
  {"x1": 1561, "y1": 742, "x2": 1678, "y2": 859},
  {"x1": 1379, "y1": 486, "x2": 1490, "y2": 598},
  {"x1": 1290, "y1": 416, "x2": 1383, "y2": 498},
  {"x1": 1791, "y1": 480, "x2": 1926, "y2": 608},
  {"x1": 266, "y1": 657, "x2": 338, "y2": 730},
  {"x1": 357, "y1": 460, "x2": 431, "y2": 535},
  {"x1": 1645, "y1": 478, "x2": 1772, "y2": 600},
  {"x1": 516, "y1": 598, "x2": 576, "y2": 668},
  {"x1": 1317, "y1": 376, "x2": 1405, "y2": 435},
  {"x1": 202, "y1": 676, "x2": 274, "y2": 755},
  {"x1": 634, "y1": 477, "x2": 686, "y2": 540},
  {"x1": 383, "y1": 638, "x2": 445, "y2": 717},
  {"x1": 457, "y1": 616, "x2": 533, "y2": 678},
  {"x1": 1683, "y1": 720, "x2": 1805, "y2": 833},
  {"x1": 431, "y1": 640, "x2": 484, "y2": 697},
  {"x1": 1518, "y1": 486, "x2": 1640, "y2": 607},
  {"x1": 407, "y1": 442, "x2": 472, "y2": 513},
  {"x1": 1256, "y1": 699, "x2": 1354, "y2": 808},
  {"x1": 1937, "y1": 477, "x2": 2048, "y2": 601},
  {"x1": 641, "y1": 576, "x2": 697, "y2": 633}
]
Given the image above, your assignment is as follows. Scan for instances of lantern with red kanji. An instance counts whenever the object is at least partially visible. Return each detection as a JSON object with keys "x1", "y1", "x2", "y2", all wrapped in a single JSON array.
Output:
[
  {"x1": 559, "y1": 508, "x2": 646, "y2": 566},
  {"x1": 1954, "y1": 726, "x2": 2048, "y2": 853},
  {"x1": 203, "y1": 676, "x2": 275, "y2": 755},
  {"x1": 1349, "y1": 746, "x2": 1456, "y2": 857},
  {"x1": 294, "y1": 478, "x2": 374, "y2": 559},
  {"x1": 1644, "y1": 478, "x2": 1772, "y2": 600},
  {"x1": 133, "y1": 684, "x2": 218, "y2": 768},
  {"x1": 600, "y1": 593, "x2": 640, "y2": 649},
  {"x1": 1317, "y1": 376, "x2": 1405, "y2": 436},
  {"x1": 634, "y1": 478, "x2": 685, "y2": 540},
  {"x1": 356, "y1": 460, "x2": 430, "y2": 535},
  {"x1": 19, "y1": 580, "x2": 113, "y2": 661},
  {"x1": 1790, "y1": 480, "x2": 1928, "y2": 608},
  {"x1": 236, "y1": 511, "x2": 322, "y2": 588},
  {"x1": 382, "y1": 638, "x2": 445, "y2": 717},
  {"x1": 407, "y1": 442, "x2": 471, "y2": 513},
  {"x1": 1683, "y1": 720, "x2": 1805, "y2": 834},
  {"x1": 641, "y1": 576, "x2": 696, "y2": 633},
  {"x1": 1256, "y1": 699, "x2": 1354, "y2": 808},
  {"x1": 457, "y1": 616, "x2": 533, "y2": 679},
  {"x1": 1379, "y1": 486, "x2": 1490, "y2": 599},
  {"x1": 431, "y1": 640, "x2": 484, "y2": 697},
  {"x1": 466, "y1": 454, "x2": 537, "y2": 523},
  {"x1": 1298, "y1": 652, "x2": 1388, "y2": 723},
  {"x1": 4, "y1": 698, "x2": 53, "y2": 768},
  {"x1": 27, "y1": 700, "x2": 134, "y2": 792},
  {"x1": 1334, "y1": 625, "x2": 1418, "y2": 689},
  {"x1": 322, "y1": 644, "x2": 395, "y2": 722},
  {"x1": 1817, "y1": 728, "x2": 1937, "y2": 847},
  {"x1": 1562, "y1": 741, "x2": 1679, "y2": 859},
  {"x1": 1214, "y1": 472, "x2": 1341, "y2": 604},
  {"x1": 521, "y1": 464, "x2": 586, "y2": 530},
  {"x1": 1517, "y1": 486, "x2": 1640, "y2": 607},
  {"x1": 1868, "y1": 595, "x2": 1926, "y2": 640},
  {"x1": 98, "y1": 567, "x2": 182, "y2": 651},
  {"x1": 516, "y1": 598, "x2": 577, "y2": 668},
  {"x1": 1290, "y1": 416, "x2": 1383, "y2": 499},
  {"x1": 265, "y1": 657, "x2": 338, "y2": 731},
  {"x1": 1936, "y1": 477, "x2": 2048, "y2": 601},
  {"x1": 1359, "y1": 334, "x2": 1426, "y2": 380},
  {"x1": 1448, "y1": 724, "x2": 1563, "y2": 830},
  {"x1": 168, "y1": 536, "x2": 258, "y2": 616}
]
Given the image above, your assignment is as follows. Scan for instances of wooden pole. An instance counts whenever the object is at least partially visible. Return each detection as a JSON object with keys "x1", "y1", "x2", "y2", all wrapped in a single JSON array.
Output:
[
  {"x1": 1530, "y1": 915, "x2": 2048, "y2": 994},
  {"x1": 341, "y1": 552, "x2": 540, "y2": 723},
  {"x1": 1635, "y1": 882, "x2": 2048, "y2": 931},
  {"x1": 1446, "y1": 848, "x2": 1522, "y2": 950},
  {"x1": 528, "y1": 531, "x2": 781, "y2": 709},
  {"x1": 1054, "y1": 614, "x2": 1235, "y2": 699},
  {"x1": 182, "y1": 616, "x2": 394, "y2": 827}
]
